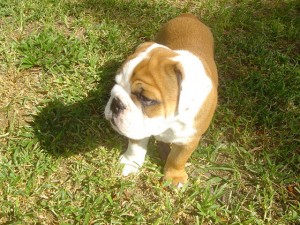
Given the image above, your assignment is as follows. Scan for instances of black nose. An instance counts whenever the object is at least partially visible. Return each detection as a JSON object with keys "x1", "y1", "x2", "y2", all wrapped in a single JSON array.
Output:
[{"x1": 111, "y1": 97, "x2": 126, "y2": 116}]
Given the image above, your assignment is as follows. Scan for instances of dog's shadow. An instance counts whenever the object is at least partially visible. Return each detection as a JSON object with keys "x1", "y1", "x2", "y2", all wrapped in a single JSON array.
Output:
[
  {"x1": 32, "y1": 61, "x2": 128, "y2": 157},
  {"x1": 31, "y1": 0, "x2": 178, "y2": 158}
]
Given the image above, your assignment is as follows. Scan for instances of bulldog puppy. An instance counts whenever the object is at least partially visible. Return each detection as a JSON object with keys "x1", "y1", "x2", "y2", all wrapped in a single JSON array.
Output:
[{"x1": 105, "y1": 14, "x2": 218, "y2": 186}]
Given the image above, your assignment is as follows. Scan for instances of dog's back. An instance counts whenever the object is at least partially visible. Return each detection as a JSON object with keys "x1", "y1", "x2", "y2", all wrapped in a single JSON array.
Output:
[{"x1": 155, "y1": 14, "x2": 218, "y2": 86}]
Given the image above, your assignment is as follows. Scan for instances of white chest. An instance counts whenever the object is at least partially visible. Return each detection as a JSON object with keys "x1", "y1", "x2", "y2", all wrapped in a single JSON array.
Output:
[{"x1": 154, "y1": 119, "x2": 196, "y2": 144}]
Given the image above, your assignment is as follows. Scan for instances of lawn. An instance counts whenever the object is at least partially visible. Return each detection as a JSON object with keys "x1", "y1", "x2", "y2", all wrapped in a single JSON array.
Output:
[{"x1": 0, "y1": 0, "x2": 299, "y2": 224}]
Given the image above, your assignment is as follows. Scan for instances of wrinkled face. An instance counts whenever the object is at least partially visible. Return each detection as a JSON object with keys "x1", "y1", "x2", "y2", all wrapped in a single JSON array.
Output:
[{"x1": 104, "y1": 43, "x2": 183, "y2": 140}]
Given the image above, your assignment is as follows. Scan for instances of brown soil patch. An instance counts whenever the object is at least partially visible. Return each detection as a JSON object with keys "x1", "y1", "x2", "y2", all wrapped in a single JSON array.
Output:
[{"x1": 0, "y1": 68, "x2": 43, "y2": 134}]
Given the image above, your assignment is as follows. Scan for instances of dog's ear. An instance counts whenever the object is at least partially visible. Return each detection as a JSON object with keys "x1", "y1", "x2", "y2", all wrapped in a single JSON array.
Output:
[
  {"x1": 173, "y1": 62, "x2": 184, "y2": 115},
  {"x1": 174, "y1": 62, "x2": 183, "y2": 90}
]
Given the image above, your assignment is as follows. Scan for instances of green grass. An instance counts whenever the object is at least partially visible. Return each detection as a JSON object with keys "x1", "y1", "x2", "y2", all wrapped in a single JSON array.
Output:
[{"x1": 0, "y1": 0, "x2": 299, "y2": 224}]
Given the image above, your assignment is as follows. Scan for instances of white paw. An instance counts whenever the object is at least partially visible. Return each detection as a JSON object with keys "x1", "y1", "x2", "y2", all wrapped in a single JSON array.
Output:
[
  {"x1": 177, "y1": 183, "x2": 184, "y2": 188},
  {"x1": 121, "y1": 164, "x2": 140, "y2": 176},
  {"x1": 119, "y1": 154, "x2": 142, "y2": 176}
]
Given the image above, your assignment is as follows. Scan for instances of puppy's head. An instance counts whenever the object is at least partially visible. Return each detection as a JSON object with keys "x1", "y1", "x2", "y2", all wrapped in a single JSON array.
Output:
[{"x1": 104, "y1": 43, "x2": 183, "y2": 140}]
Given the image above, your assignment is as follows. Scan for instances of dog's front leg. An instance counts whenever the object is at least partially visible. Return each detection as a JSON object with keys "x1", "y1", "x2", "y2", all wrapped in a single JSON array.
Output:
[
  {"x1": 163, "y1": 138, "x2": 200, "y2": 186},
  {"x1": 119, "y1": 138, "x2": 149, "y2": 176}
]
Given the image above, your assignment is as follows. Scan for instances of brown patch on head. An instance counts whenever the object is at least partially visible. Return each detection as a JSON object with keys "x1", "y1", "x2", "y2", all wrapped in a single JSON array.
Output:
[{"x1": 129, "y1": 47, "x2": 183, "y2": 118}]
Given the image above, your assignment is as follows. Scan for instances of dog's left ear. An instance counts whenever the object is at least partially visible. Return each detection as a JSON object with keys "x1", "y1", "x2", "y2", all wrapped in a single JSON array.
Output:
[
  {"x1": 173, "y1": 62, "x2": 184, "y2": 114},
  {"x1": 174, "y1": 63, "x2": 183, "y2": 90}
]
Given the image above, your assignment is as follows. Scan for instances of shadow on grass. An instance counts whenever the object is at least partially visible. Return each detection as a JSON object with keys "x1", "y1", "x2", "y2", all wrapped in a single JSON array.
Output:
[
  {"x1": 32, "y1": 61, "x2": 127, "y2": 157},
  {"x1": 31, "y1": 0, "x2": 181, "y2": 159}
]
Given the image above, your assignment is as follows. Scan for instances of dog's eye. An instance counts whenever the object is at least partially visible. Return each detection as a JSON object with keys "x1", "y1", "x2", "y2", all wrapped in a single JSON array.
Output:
[
  {"x1": 139, "y1": 95, "x2": 158, "y2": 106},
  {"x1": 133, "y1": 92, "x2": 159, "y2": 106}
]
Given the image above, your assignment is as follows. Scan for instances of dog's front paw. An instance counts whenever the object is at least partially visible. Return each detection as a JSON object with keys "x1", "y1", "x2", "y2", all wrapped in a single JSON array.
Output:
[
  {"x1": 163, "y1": 169, "x2": 188, "y2": 187},
  {"x1": 119, "y1": 154, "x2": 142, "y2": 176}
]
